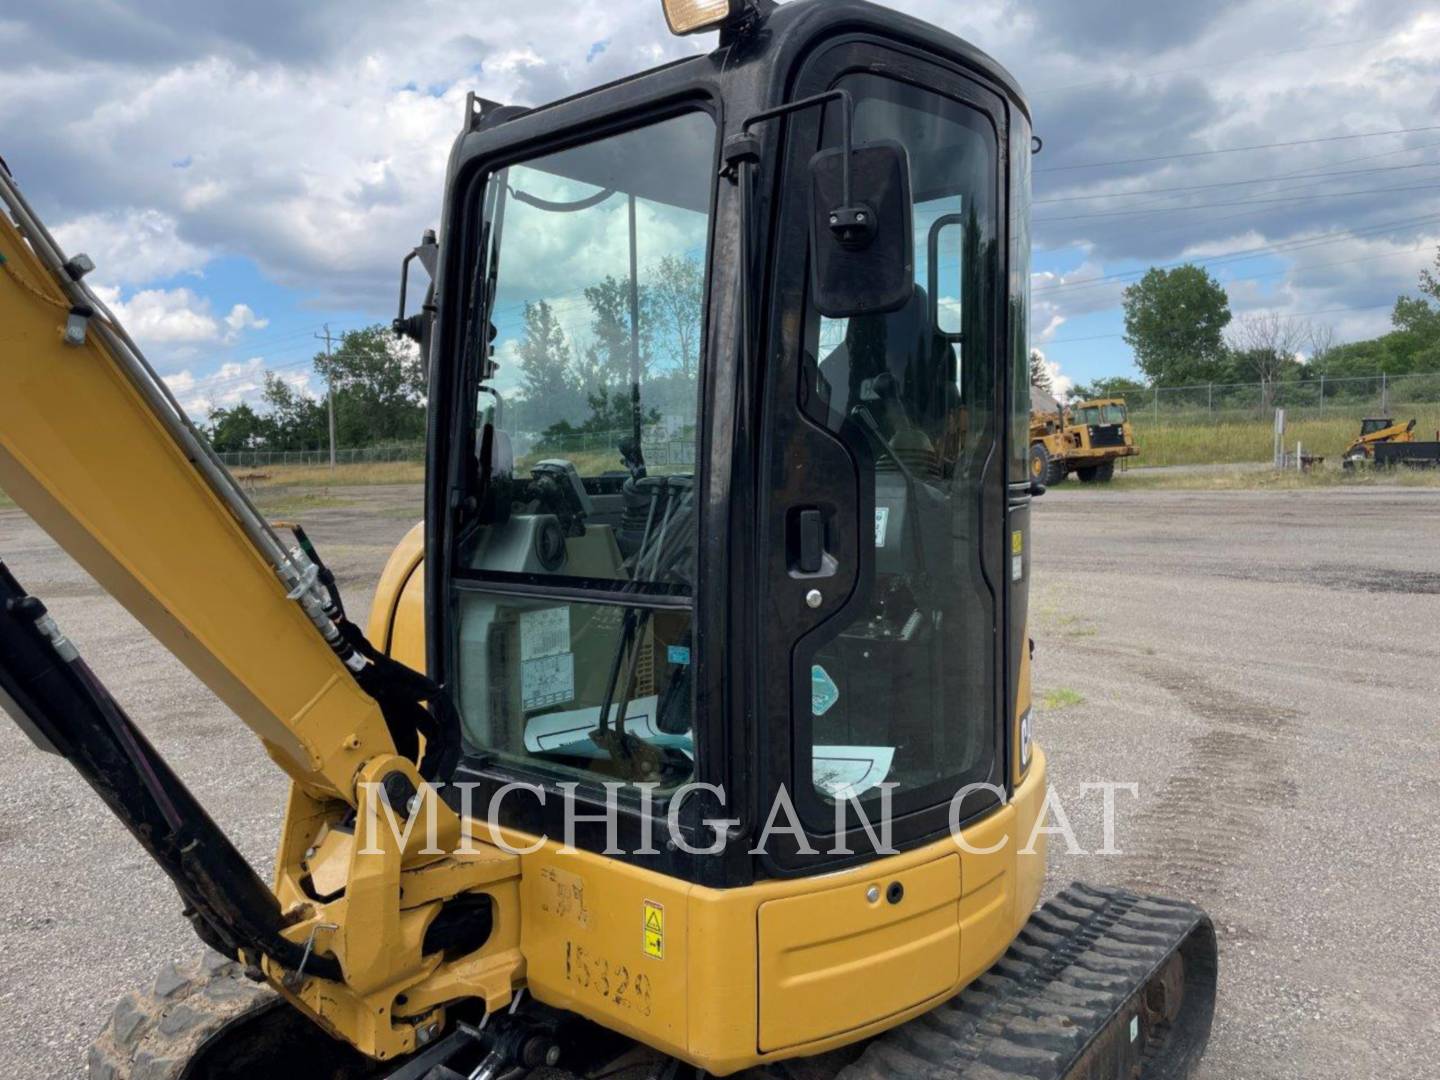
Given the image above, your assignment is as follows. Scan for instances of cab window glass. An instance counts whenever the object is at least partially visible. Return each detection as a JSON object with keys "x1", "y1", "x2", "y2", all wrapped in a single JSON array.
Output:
[
  {"x1": 452, "y1": 110, "x2": 715, "y2": 791},
  {"x1": 802, "y1": 73, "x2": 998, "y2": 807}
]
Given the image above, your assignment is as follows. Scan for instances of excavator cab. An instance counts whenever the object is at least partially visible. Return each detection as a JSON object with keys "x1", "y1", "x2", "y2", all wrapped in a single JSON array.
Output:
[
  {"x1": 0, "y1": 1, "x2": 1217, "y2": 1077},
  {"x1": 423, "y1": 12, "x2": 1034, "y2": 882}
]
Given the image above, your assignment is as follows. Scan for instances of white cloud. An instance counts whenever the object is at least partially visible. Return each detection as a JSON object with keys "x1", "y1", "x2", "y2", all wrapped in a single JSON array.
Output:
[
  {"x1": 89, "y1": 285, "x2": 270, "y2": 377},
  {"x1": 51, "y1": 208, "x2": 209, "y2": 288},
  {"x1": 1031, "y1": 347, "x2": 1075, "y2": 398},
  {"x1": 5, "y1": 0, "x2": 1438, "y2": 386},
  {"x1": 99, "y1": 285, "x2": 223, "y2": 345},
  {"x1": 223, "y1": 302, "x2": 269, "y2": 340},
  {"x1": 163, "y1": 357, "x2": 267, "y2": 416}
]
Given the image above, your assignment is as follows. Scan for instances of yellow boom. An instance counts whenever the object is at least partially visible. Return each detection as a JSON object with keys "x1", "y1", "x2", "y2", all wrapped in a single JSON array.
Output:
[{"x1": 0, "y1": 164, "x2": 520, "y2": 1063}]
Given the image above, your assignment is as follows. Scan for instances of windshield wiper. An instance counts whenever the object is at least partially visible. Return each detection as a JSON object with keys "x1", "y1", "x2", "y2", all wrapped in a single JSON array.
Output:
[{"x1": 589, "y1": 483, "x2": 695, "y2": 779}]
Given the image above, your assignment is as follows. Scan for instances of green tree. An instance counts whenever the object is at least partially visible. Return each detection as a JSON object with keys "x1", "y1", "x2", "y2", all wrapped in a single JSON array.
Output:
[
  {"x1": 206, "y1": 401, "x2": 267, "y2": 452},
  {"x1": 1071, "y1": 375, "x2": 1148, "y2": 402},
  {"x1": 517, "y1": 300, "x2": 581, "y2": 430},
  {"x1": 314, "y1": 325, "x2": 427, "y2": 447},
  {"x1": 1391, "y1": 244, "x2": 1440, "y2": 343},
  {"x1": 650, "y1": 254, "x2": 704, "y2": 380},
  {"x1": 261, "y1": 372, "x2": 327, "y2": 449},
  {"x1": 538, "y1": 387, "x2": 662, "y2": 450},
  {"x1": 1122, "y1": 265, "x2": 1232, "y2": 385},
  {"x1": 1313, "y1": 249, "x2": 1440, "y2": 384},
  {"x1": 1227, "y1": 312, "x2": 1304, "y2": 409},
  {"x1": 583, "y1": 275, "x2": 654, "y2": 387}
]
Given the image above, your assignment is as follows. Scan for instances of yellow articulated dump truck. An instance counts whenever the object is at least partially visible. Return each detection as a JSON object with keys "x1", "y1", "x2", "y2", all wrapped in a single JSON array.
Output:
[
  {"x1": 0, "y1": 1, "x2": 1215, "y2": 1076},
  {"x1": 1030, "y1": 393, "x2": 1139, "y2": 486}
]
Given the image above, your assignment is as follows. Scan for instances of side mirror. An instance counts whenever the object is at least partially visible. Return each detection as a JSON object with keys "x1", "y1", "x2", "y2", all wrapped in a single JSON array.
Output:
[
  {"x1": 808, "y1": 140, "x2": 914, "y2": 318},
  {"x1": 393, "y1": 228, "x2": 439, "y2": 344}
]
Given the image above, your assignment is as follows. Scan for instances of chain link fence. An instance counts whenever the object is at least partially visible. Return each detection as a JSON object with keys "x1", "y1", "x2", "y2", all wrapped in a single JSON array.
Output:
[
  {"x1": 1122, "y1": 371, "x2": 1440, "y2": 466},
  {"x1": 212, "y1": 374, "x2": 1440, "y2": 473},
  {"x1": 1137, "y1": 370, "x2": 1440, "y2": 425},
  {"x1": 214, "y1": 427, "x2": 698, "y2": 472},
  {"x1": 214, "y1": 443, "x2": 426, "y2": 469}
]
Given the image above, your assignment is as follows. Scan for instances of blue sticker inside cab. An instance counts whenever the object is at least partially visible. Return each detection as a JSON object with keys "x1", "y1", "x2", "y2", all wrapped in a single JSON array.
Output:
[
  {"x1": 667, "y1": 644, "x2": 691, "y2": 666},
  {"x1": 811, "y1": 664, "x2": 840, "y2": 716}
]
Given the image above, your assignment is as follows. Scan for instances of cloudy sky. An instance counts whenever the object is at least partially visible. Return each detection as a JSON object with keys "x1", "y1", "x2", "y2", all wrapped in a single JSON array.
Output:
[{"x1": 3, "y1": 0, "x2": 1437, "y2": 411}]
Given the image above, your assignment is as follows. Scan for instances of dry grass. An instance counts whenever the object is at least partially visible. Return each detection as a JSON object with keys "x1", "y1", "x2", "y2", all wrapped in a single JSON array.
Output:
[
  {"x1": 1130, "y1": 410, "x2": 1440, "y2": 468},
  {"x1": 234, "y1": 461, "x2": 425, "y2": 489},
  {"x1": 1094, "y1": 463, "x2": 1440, "y2": 492}
]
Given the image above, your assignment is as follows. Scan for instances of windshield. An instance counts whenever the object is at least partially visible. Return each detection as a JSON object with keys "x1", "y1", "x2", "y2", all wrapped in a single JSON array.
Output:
[
  {"x1": 451, "y1": 110, "x2": 715, "y2": 790},
  {"x1": 1100, "y1": 404, "x2": 1126, "y2": 424}
]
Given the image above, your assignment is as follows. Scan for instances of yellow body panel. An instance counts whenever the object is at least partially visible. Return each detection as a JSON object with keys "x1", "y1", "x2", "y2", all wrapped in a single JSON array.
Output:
[
  {"x1": 364, "y1": 532, "x2": 1048, "y2": 1075},
  {"x1": 368, "y1": 521, "x2": 426, "y2": 669},
  {"x1": 485, "y1": 752, "x2": 1048, "y2": 1075},
  {"x1": 756, "y1": 854, "x2": 961, "y2": 1050}
]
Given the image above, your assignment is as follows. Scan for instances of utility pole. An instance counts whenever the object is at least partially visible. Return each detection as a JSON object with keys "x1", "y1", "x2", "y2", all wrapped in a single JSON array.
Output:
[{"x1": 315, "y1": 324, "x2": 337, "y2": 469}]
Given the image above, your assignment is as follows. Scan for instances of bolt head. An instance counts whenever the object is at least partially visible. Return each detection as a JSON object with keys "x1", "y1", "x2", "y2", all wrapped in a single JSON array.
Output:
[
  {"x1": 805, "y1": 588, "x2": 823, "y2": 609},
  {"x1": 866, "y1": 885, "x2": 881, "y2": 903}
]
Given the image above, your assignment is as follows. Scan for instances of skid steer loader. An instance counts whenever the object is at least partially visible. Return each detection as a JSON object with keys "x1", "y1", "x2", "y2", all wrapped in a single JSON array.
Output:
[{"x1": 0, "y1": 1, "x2": 1216, "y2": 1076}]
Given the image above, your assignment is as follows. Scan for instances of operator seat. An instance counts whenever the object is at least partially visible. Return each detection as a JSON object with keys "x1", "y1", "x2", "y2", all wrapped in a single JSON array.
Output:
[{"x1": 818, "y1": 284, "x2": 960, "y2": 471}]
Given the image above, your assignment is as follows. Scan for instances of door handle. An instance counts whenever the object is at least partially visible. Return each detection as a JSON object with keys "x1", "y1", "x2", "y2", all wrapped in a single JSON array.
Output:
[{"x1": 793, "y1": 508, "x2": 825, "y2": 574}]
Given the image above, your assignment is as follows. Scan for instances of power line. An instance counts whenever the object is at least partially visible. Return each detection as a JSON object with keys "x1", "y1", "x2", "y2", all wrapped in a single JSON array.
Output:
[
  {"x1": 1035, "y1": 124, "x2": 1440, "y2": 174},
  {"x1": 1035, "y1": 180, "x2": 1440, "y2": 224},
  {"x1": 1265, "y1": 138, "x2": 1440, "y2": 182},
  {"x1": 1033, "y1": 211, "x2": 1440, "y2": 294},
  {"x1": 1034, "y1": 159, "x2": 1440, "y2": 206},
  {"x1": 165, "y1": 354, "x2": 314, "y2": 396},
  {"x1": 1027, "y1": 29, "x2": 1426, "y2": 96},
  {"x1": 1042, "y1": 302, "x2": 1399, "y2": 348},
  {"x1": 1036, "y1": 245, "x2": 1425, "y2": 303}
]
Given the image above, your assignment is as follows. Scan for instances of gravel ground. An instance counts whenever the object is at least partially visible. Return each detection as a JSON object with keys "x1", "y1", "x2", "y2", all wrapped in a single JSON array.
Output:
[{"x1": 0, "y1": 482, "x2": 1436, "y2": 1078}]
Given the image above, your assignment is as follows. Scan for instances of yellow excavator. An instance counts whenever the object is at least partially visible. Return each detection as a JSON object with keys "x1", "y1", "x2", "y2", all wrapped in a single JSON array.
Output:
[{"x1": 0, "y1": 1, "x2": 1217, "y2": 1077}]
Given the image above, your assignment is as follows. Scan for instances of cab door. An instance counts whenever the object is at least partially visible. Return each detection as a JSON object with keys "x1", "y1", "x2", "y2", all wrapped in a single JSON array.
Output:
[{"x1": 754, "y1": 40, "x2": 1011, "y2": 871}]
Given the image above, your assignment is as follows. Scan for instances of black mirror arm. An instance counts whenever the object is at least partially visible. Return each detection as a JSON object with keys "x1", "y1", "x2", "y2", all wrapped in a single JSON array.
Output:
[
  {"x1": 393, "y1": 229, "x2": 439, "y2": 343},
  {"x1": 734, "y1": 88, "x2": 853, "y2": 191},
  {"x1": 732, "y1": 88, "x2": 876, "y2": 250}
]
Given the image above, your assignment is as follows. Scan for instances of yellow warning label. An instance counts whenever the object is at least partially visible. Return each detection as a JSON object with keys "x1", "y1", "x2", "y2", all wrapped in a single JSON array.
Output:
[
  {"x1": 642, "y1": 900, "x2": 664, "y2": 960},
  {"x1": 1011, "y1": 529, "x2": 1024, "y2": 555}
]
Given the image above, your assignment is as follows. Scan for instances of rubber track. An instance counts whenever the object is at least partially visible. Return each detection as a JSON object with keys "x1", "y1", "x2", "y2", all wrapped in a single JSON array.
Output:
[{"x1": 835, "y1": 883, "x2": 1215, "y2": 1080}]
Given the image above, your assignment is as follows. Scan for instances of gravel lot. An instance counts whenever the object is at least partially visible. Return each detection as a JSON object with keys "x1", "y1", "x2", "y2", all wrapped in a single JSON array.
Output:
[{"x1": 0, "y1": 482, "x2": 1436, "y2": 1078}]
